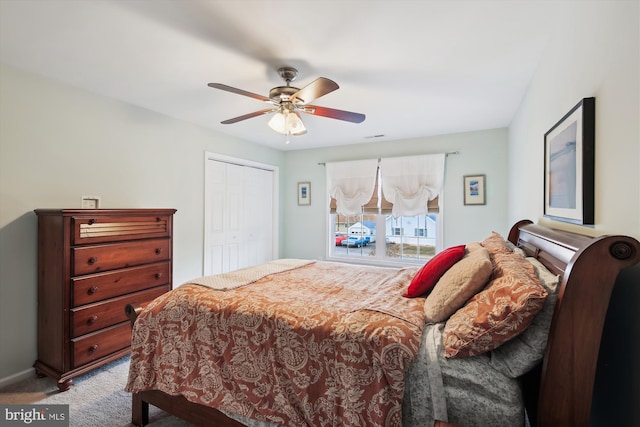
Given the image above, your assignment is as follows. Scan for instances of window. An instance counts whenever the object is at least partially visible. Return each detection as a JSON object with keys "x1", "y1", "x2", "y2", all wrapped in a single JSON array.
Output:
[
  {"x1": 327, "y1": 154, "x2": 445, "y2": 266},
  {"x1": 330, "y1": 211, "x2": 440, "y2": 264}
]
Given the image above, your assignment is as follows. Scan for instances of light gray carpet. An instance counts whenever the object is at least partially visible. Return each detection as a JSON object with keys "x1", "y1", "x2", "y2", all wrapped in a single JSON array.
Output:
[
  {"x1": 2, "y1": 356, "x2": 532, "y2": 427},
  {"x1": 0, "y1": 356, "x2": 192, "y2": 427}
]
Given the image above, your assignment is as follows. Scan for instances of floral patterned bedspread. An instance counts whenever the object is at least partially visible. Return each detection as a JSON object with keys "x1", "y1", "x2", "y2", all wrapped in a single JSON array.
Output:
[{"x1": 126, "y1": 260, "x2": 425, "y2": 427}]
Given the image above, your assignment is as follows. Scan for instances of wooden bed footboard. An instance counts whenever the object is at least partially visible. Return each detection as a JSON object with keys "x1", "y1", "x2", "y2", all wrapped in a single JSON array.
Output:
[
  {"x1": 124, "y1": 220, "x2": 640, "y2": 427},
  {"x1": 125, "y1": 302, "x2": 246, "y2": 427}
]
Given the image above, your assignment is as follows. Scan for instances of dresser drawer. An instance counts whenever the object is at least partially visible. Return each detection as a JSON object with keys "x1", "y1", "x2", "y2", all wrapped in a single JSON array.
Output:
[
  {"x1": 73, "y1": 262, "x2": 170, "y2": 306},
  {"x1": 73, "y1": 239, "x2": 170, "y2": 276},
  {"x1": 72, "y1": 322, "x2": 131, "y2": 368},
  {"x1": 71, "y1": 285, "x2": 170, "y2": 337},
  {"x1": 72, "y1": 214, "x2": 172, "y2": 245}
]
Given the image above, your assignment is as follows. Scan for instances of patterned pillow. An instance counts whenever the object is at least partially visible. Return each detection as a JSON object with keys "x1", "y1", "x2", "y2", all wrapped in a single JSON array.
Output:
[
  {"x1": 489, "y1": 257, "x2": 560, "y2": 377},
  {"x1": 442, "y1": 250, "x2": 548, "y2": 358},
  {"x1": 424, "y1": 246, "x2": 492, "y2": 323},
  {"x1": 481, "y1": 231, "x2": 511, "y2": 255},
  {"x1": 403, "y1": 245, "x2": 466, "y2": 298}
]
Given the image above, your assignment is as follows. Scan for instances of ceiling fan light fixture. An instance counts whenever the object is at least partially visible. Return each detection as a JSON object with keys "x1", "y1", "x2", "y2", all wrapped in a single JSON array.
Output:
[
  {"x1": 285, "y1": 111, "x2": 306, "y2": 134},
  {"x1": 268, "y1": 109, "x2": 306, "y2": 135}
]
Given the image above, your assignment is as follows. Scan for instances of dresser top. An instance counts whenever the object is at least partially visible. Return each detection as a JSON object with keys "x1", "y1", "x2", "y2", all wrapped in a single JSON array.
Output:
[{"x1": 34, "y1": 208, "x2": 177, "y2": 216}]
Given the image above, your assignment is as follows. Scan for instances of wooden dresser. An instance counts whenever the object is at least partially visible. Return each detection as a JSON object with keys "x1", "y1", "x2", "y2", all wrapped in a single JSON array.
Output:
[{"x1": 33, "y1": 208, "x2": 176, "y2": 390}]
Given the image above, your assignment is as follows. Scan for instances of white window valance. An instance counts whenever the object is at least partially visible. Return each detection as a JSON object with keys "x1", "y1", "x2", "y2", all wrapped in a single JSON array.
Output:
[
  {"x1": 326, "y1": 159, "x2": 378, "y2": 216},
  {"x1": 380, "y1": 153, "x2": 445, "y2": 218}
]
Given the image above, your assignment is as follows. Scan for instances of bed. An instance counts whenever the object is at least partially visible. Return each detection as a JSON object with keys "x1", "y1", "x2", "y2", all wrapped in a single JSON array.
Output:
[{"x1": 124, "y1": 220, "x2": 639, "y2": 426}]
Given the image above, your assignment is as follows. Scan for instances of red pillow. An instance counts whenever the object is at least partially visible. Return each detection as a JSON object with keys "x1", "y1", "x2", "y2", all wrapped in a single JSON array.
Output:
[{"x1": 404, "y1": 245, "x2": 466, "y2": 298}]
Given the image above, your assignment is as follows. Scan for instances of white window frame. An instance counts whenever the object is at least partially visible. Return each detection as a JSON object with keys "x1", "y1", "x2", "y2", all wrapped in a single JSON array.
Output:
[{"x1": 325, "y1": 194, "x2": 444, "y2": 268}]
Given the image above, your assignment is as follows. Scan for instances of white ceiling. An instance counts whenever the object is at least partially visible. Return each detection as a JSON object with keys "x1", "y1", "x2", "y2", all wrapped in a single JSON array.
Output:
[{"x1": 0, "y1": 0, "x2": 560, "y2": 151}]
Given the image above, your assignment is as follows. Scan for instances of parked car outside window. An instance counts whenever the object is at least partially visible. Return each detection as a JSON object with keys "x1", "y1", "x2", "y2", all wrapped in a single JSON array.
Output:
[
  {"x1": 335, "y1": 233, "x2": 348, "y2": 246},
  {"x1": 341, "y1": 235, "x2": 367, "y2": 247}
]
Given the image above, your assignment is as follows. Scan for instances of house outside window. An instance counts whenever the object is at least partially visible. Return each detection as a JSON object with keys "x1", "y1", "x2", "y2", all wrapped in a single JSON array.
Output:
[{"x1": 330, "y1": 211, "x2": 440, "y2": 264}]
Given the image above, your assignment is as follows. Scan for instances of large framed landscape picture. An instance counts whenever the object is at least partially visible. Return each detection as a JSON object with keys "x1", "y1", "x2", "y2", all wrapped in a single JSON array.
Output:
[{"x1": 544, "y1": 97, "x2": 595, "y2": 225}]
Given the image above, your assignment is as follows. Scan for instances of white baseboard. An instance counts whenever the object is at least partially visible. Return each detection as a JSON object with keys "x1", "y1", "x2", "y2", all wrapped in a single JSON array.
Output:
[{"x1": 0, "y1": 367, "x2": 35, "y2": 388}]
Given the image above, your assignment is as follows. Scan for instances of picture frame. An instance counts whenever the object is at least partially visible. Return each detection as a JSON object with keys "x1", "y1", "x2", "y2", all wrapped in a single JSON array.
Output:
[
  {"x1": 297, "y1": 182, "x2": 311, "y2": 206},
  {"x1": 463, "y1": 174, "x2": 486, "y2": 205},
  {"x1": 544, "y1": 97, "x2": 595, "y2": 225},
  {"x1": 81, "y1": 196, "x2": 101, "y2": 209}
]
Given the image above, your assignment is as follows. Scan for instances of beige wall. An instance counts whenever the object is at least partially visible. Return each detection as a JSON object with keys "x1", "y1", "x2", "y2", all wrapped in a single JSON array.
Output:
[
  {"x1": 0, "y1": 64, "x2": 285, "y2": 380},
  {"x1": 281, "y1": 129, "x2": 509, "y2": 261},
  {"x1": 508, "y1": 1, "x2": 639, "y2": 239},
  {"x1": 507, "y1": 2, "x2": 639, "y2": 424}
]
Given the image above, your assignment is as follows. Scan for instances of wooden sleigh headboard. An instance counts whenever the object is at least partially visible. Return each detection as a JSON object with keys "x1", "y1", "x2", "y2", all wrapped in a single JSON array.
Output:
[{"x1": 507, "y1": 220, "x2": 640, "y2": 426}]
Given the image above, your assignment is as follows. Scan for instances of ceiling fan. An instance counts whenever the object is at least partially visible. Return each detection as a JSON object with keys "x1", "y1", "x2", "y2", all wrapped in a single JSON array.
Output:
[{"x1": 208, "y1": 67, "x2": 365, "y2": 142}]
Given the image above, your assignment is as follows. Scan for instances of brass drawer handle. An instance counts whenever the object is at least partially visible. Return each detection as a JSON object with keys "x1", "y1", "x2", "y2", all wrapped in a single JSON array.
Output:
[
  {"x1": 88, "y1": 257, "x2": 98, "y2": 265},
  {"x1": 88, "y1": 315, "x2": 98, "y2": 324},
  {"x1": 88, "y1": 344, "x2": 98, "y2": 353},
  {"x1": 155, "y1": 272, "x2": 163, "y2": 279},
  {"x1": 88, "y1": 286, "x2": 99, "y2": 294}
]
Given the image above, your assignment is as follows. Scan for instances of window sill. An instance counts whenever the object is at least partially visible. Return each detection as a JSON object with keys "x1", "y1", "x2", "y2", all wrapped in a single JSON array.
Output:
[{"x1": 324, "y1": 255, "x2": 427, "y2": 269}]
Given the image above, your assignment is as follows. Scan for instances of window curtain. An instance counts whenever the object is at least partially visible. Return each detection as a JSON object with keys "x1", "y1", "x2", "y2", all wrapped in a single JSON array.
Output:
[
  {"x1": 326, "y1": 159, "x2": 378, "y2": 216},
  {"x1": 380, "y1": 153, "x2": 445, "y2": 218},
  {"x1": 329, "y1": 168, "x2": 382, "y2": 214}
]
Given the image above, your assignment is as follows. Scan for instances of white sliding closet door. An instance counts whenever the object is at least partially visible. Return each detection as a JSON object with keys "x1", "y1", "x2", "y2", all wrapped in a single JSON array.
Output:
[{"x1": 204, "y1": 155, "x2": 276, "y2": 275}]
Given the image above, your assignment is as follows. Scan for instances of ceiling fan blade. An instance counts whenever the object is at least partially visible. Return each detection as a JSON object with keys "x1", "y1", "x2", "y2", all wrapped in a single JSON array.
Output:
[
  {"x1": 221, "y1": 108, "x2": 277, "y2": 124},
  {"x1": 208, "y1": 83, "x2": 272, "y2": 102},
  {"x1": 290, "y1": 77, "x2": 339, "y2": 104},
  {"x1": 302, "y1": 105, "x2": 366, "y2": 123}
]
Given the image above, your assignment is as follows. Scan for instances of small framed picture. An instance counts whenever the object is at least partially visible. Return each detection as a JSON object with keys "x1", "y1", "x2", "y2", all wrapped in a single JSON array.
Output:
[
  {"x1": 81, "y1": 196, "x2": 101, "y2": 209},
  {"x1": 298, "y1": 182, "x2": 311, "y2": 206},
  {"x1": 463, "y1": 175, "x2": 486, "y2": 205}
]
